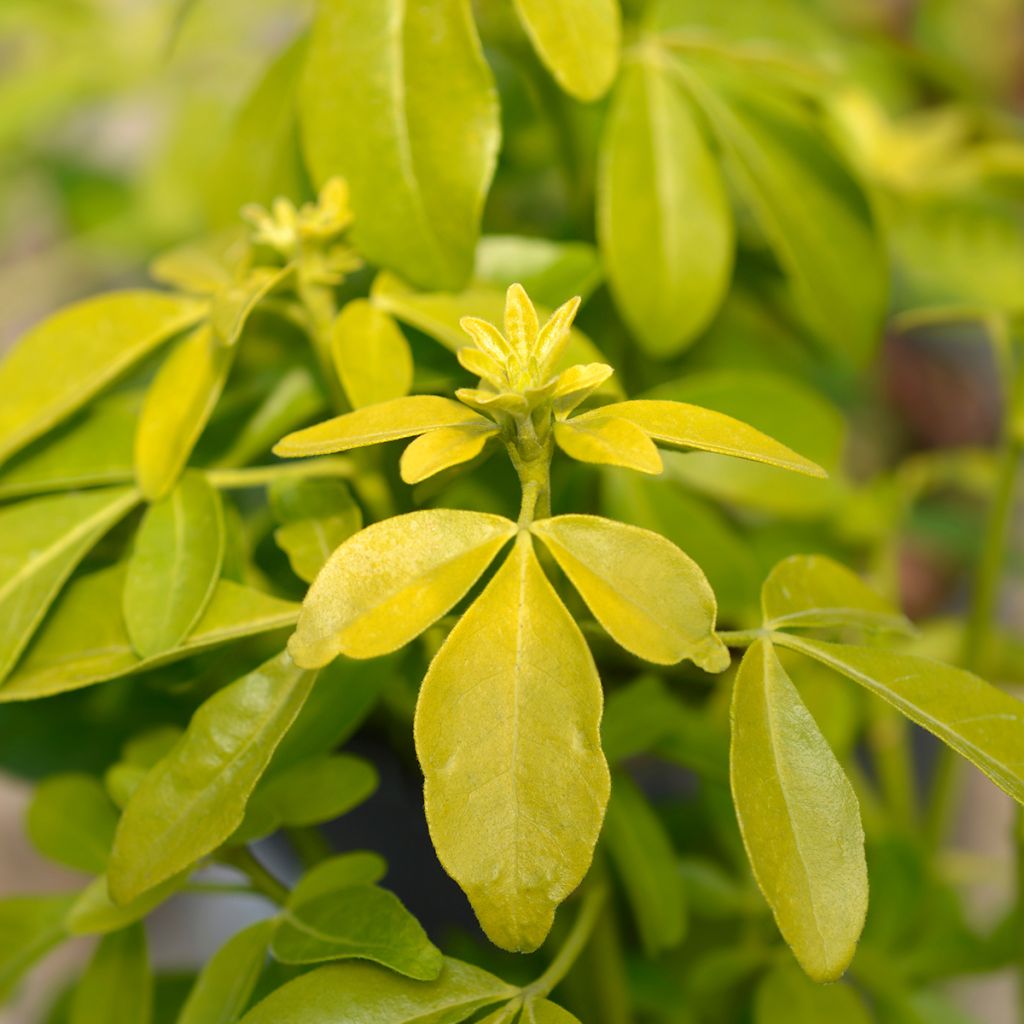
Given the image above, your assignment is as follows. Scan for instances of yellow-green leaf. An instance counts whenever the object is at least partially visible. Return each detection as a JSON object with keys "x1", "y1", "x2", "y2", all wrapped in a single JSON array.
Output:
[
  {"x1": 532, "y1": 515, "x2": 728, "y2": 671},
  {"x1": 149, "y1": 230, "x2": 250, "y2": 295},
  {"x1": 554, "y1": 416, "x2": 663, "y2": 474},
  {"x1": 754, "y1": 961, "x2": 873, "y2": 1024},
  {"x1": 289, "y1": 509, "x2": 516, "y2": 666},
  {"x1": 475, "y1": 235, "x2": 602, "y2": 307},
  {"x1": 762, "y1": 555, "x2": 911, "y2": 633},
  {"x1": 0, "y1": 486, "x2": 139, "y2": 684},
  {"x1": 124, "y1": 472, "x2": 225, "y2": 659},
  {"x1": 399, "y1": 424, "x2": 498, "y2": 484},
  {"x1": 730, "y1": 639, "x2": 867, "y2": 981},
  {"x1": 134, "y1": 323, "x2": 234, "y2": 501},
  {"x1": 108, "y1": 650, "x2": 315, "y2": 903},
  {"x1": 0, "y1": 894, "x2": 76, "y2": 1000},
  {"x1": 211, "y1": 266, "x2": 292, "y2": 347},
  {"x1": 331, "y1": 300, "x2": 414, "y2": 409},
  {"x1": 69, "y1": 922, "x2": 151, "y2": 1024},
  {"x1": 65, "y1": 873, "x2": 186, "y2": 936},
  {"x1": 300, "y1": 0, "x2": 499, "y2": 290},
  {"x1": 513, "y1": 0, "x2": 620, "y2": 101},
  {"x1": 274, "y1": 396, "x2": 489, "y2": 458},
  {"x1": 776, "y1": 634, "x2": 1024, "y2": 805},
  {"x1": 585, "y1": 400, "x2": 826, "y2": 476},
  {"x1": 0, "y1": 291, "x2": 207, "y2": 465},
  {"x1": 523, "y1": 1000, "x2": 582, "y2": 1024},
  {"x1": 415, "y1": 535, "x2": 610, "y2": 952},
  {"x1": 597, "y1": 56, "x2": 732, "y2": 357},
  {"x1": 553, "y1": 364, "x2": 614, "y2": 417},
  {"x1": 289, "y1": 853, "x2": 388, "y2": 907},
  {"x1": 27, "y1": 774, "x2": 118, "y2": 875}
]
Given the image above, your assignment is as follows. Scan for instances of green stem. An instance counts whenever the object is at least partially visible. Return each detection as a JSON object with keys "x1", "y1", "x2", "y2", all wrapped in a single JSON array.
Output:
[
  {"x1": 525, "y1": 885, "x2": 607, "y2": 999},
  {"x1": 717, "y1": 629, "x2": 766, "y2": 647},
  {"x1": 206, "y1": 458, "x2": 354, "y2": 489},
  {"x1": 286, "y1": 826, "x2": 334, "y2": 869},
  {"x1": 220, "y1": 847, "x2": 290, "y2": 906}
]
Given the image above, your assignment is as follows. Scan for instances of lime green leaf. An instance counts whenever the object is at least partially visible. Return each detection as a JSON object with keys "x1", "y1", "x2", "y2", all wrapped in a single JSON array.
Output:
[
  {"x1": 586, "y1": 400, "x2": 826, "y2": 476},
  {"x1": 69, "y1": 923, "x2": 152, "y2": 1024},
  {"x1": 134, "y1": 324, "x2": 234, "y2": 500},
  {"x1": 513, "y1": 0, "x2": 620, "y2": 101},
  {"x1": 26, "y1": 774, "x2": 118, "y2": 874},
  {"x1": 0, "y1": 392, "x2": 138, "y2": 500},
  {"x1": 124, "y1": 473, "x2": 225, "y2": 659},
  {"x1": 0, "y1": 485, "x2": 139, "y2": 683},
  {"x1": 65, "y1": 873, "x2": 186, "y2": 936},
  {"x1": 554, "y1": 417, "x2": 663, "y2": 474},
  {"x1": 0, "y1": 291, "x2": 207, "y2": 465},
  {"x1": 477, "y1": 1004, "x2": 522, "y2": 1024},
  {"x1": 274, "y1": 396, "x2": 489, "y2": 458},
  {"x1": 178, "y1": 919, "x2": 275, "y2": 1024},
  {"x1": 274, "y1": 518, "x2": 362, "y2": 585},
  {"x1": 108, "y1": 650, "x2": 315, "y2": 903},
  {"x1": 0, "y1": 893, "x2": 75, "y2": 1001},
  {"x1": 762, "y1": 555, "x2": 911, "y2": 633},
  {"x1": 211, "y1": 267, "x2": 293, "y2": 348},
  {"x1": 775, "y1": 634, "x2": 1024, "y2": 806},
  {"x1": 474, "y1": 236, "x2": 602, "y2": 307},
  {"x1": 301, "y1": 0, "x2": 499, "y2": 290},
  {"x1": 598, "y1": 56, "x2": 732, "y2": 356},
  {"x1": 149, "y1": 231, "x2": 250, "y2": 296},
  {"x1": 0, "y1": 566, "x2": 298, "y2": 702},
  {"x1": 331, "y1": 300, "x2": 414, "y2": 410},
  {"x1": 532, "y1": 515, "x2": 728, "y2": 671},
  {"x1": 400, "y1": 424, "x2": 498, "y2": 484},
  {"x1": 754, "y1": 961, "x2": 872, "y2": 1024},
  {"x1": 272, "y1": 884, "x2": 443, "y2": 980},
  {"x1": 523, "y1": 1000, "x2": 582, "y2": 1024},
  {"x1": 289, "y1": 853, "x2": 388, "y2": 907},
  {"x1": 603, "y1": 773, "x2": 686, "y2": 954},
  {"x1": 289, "y1": 509, "x2": 516, "y2": 666},
  {"x1": 415, "y1": 535, "x2": 610, "y2": 952},
  {"x1": 731, "y1": 639, "x2": 867, "y2": 981}
]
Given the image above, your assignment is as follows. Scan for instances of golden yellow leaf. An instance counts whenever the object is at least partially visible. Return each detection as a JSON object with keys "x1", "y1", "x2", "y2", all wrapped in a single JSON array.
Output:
[
  {"x1": 400, "y1": 425, "x2": 498, "y2": 484},
  {"x1": 554, "y1": 417, "x2": 663, "y2": 474},
  {"x1": 552, "y1": 363, "x2": 614, "y2": 417},
  {"x1": 330, "y1": 300, "x2": 413, "y2": 409}
]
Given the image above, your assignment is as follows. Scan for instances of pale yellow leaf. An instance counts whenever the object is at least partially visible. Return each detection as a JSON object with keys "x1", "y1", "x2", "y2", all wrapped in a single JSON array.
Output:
[
  {"x1": 400, "y1": 425, "x2": 498, "y2": 484},
  {"x1": 554, "y1": 417, "x2": 663, "y2": 474},
  {"x1": 552, "y1": 363, "x2": 614, "y2": 417},
  {"x1": 331, "y1": 300, "x2": 413, "y2": 409}
]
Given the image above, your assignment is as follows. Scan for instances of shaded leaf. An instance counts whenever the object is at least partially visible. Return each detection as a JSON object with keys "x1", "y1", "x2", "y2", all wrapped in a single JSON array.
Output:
[
  {"x1": 754, "y1": 961, "x2": 872, "y2": 1024},
  {"x1": 331, "y1": 300, "x2": 414, "y2": 409},
  {"x1": 27, "y1": 774, "x2": 118, "y2": 874},
  {"x1": 0, "y1": 893, "x2": 75, "y2": 1001},
  {"x1": 474, "y1": 236, "x2": 602, "y2": 306},
  {"x1": 524, "y1": 1000, "x2": 583, "y2": 1024},
  {"x1": 554, "y1": 417, "x2": 663, "y2": 474},
  {"x1": 400, "y1": 424, "x2": 498, "y2": 484},
  {"x1": 65, "y1": 873, "x2": 186, "y2": 936},
  {"x1": 69, "y1": 923, "x2": 151, "y2": 1024},
  {"x1": 289, "y1": 853, "x2": 388, "y2": 907}
]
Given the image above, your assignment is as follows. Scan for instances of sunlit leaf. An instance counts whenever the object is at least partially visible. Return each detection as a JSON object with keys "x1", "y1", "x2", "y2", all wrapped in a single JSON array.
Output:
[
  {"x1": 108, "y1": 650, "x2": 315, "y2": 903},
  {"x1": 731, "y1": 639, "x2": 867, "y2": 981},
  {"x1": 416, "y1": 535, "x2": 610, "y2": 952},
  {"x1": 400, "y1": 424, "x2": 498, "y2": 484},
  {"x1": 289, "y1": 509, "x2": 516, "y2": 666},
  {"x1": 69, "y1": 922, "x2": 152, "y2": 1024},
  {"x1": 331, "y1": 300, "x2": 414, "y2": 409},
  {"x1": 301, "y1": 0, "x2": 499, "y2": 289},
  {"x1": 0, "y1": 486, "x2": 138, "y2": 683},
  {"x1": 0, "y1": 291, "x2": 206, "y2": 465},
  {"x1": 554, "y1": 417, "x2": 663, "y2": 474},
  {"x1": 26, "y1": 774, "x2": 118, "y2": 874},
  {"x1": 532, "y1": 515, "x2": 728, "y2": 670},
  {"x1": 0, "y1": 893, "x2": 75, "y2": 1001}
]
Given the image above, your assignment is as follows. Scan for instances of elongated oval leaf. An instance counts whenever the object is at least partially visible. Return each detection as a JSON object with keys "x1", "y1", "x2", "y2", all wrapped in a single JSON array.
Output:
[
  {"x1": 400, "y1": 424, "x2": 498, "y2": 484},
  {"x1": 513, "y1": 0, "x2": 620, "y2": 101},
  {"x1": 0, "y1": 893, "x2": 76, "y2": 1001},
  {"x1": 300, "y1": 0, "x2": 499, "y2": 290},
  {"x1": 597, "y1": 57, "x2": 732, "y2": 356},
  {"x1": 532, "y1": 515, "x2": 728, "y2": 670},
  {"x1": 272, "y1": 884, "x2": 443, "y2": 980},
  {"x1": 586, "y1": 400, "x2": 825, "y2": 476},
  {"x1": 0, "y1": 485, "x2": 138, "y2": 683},
  {"x1": 775, "y1": 634, "x2": 1024, "y2": 805},
  {"x1": 290, "y1": 509, "x2": 516, "y2": 666},
  {"x1": 415, "y1": 535, "x2": 610, "y2": 952},
  {"x1": 124, "y1": 472, "x2": 226, "y2": 659},
  {"x1": 70, "y1": 923, "x2": 151, "y2": 1024},
  {"x1": 0, "y1": 290, "x2": 206, "y2": 465},
  {"x1": 108, "y1": 650, "x2": 316, "y2": 903},
  {"x1": 134, "y1": 324, "x2": 234, "y2": 501},
  {"x1": 730, "y1": 639, "x2": 867, "y2": 981},
  {"x1": 239, "y1": 958, "x2": 516, "y2": 1024},
  {"x1": 554, "y1": 417, "x2": 663, "y2": 474},
  {"x1": 274, "y1": 396, "x2": 489, "y2": 458},
  {"x1": 27, "y1": 774, "x2": 118, "y2": 874},
  {"x1": 762, "y1": 555, "x2": 911, "y2": 632},
  {"x1": 178, "y1": 919, "x2": 275, "y2": 1024},
  {"x1": 331, "y1": 300, "x2": 414, "y2": 409}
]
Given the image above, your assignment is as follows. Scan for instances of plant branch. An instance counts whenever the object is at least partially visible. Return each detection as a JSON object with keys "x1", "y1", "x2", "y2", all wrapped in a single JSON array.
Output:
[
  {"x1": 219, "y1": 847, "x2": 290, "y2": 906},
  {"x1": 525, "y1": 884, "x2": 607, "y2": 999}
]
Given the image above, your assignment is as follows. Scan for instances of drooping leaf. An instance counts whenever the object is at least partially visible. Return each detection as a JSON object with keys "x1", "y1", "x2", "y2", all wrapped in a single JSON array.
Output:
[
  {"x1": 274, "y1": 396, "x2": 489, "y2": 457},
  {"x1": 400, "y1": 424, "x2": 498, "y2": 484},
  {"x1": 108, "y1": 650, "x2": 316, "y2": 903},
  {"x1": 730, "y1": 639, "x2": 867, "y2": 981},
  {"x1": 65, "y1": 873, "x2": 187, "y2": 936},
  {"x1": 177, "y1": 919, "x2": 275, "y2": 1024},
  {"x1": 0, "y1": 486, "x2": 139, "y2": 683},
  {"x1": 415, "y1": 535, "x2": 610, "y2": 952},
  {"x1": 69, "y1": 923, "x2": 152, "y2": 1024},
  {"x1": 761, "y1": 555, "x2": 911, "y2": 633},
  {"x1": 331, "y1": 300, "x2": 414, "y2": 410},
  {"x1": 26, "y1": 774, "x2": 118, "y2": 874},
  {"x1": 239, "y1": 958, "x2": 516, "y2": 1024},
  {"x1": 133, "y1": 324, "x2": 234, "y2": 501},
  {"x1": 0, "y1": 893, "x2": 75, "y2": 1001},
  {"x1": 300, "y1": 0, "x2": 500, "y2": 290},
  {"x1": 123, "y1": 472, "x2": 225, "y2": 658},
  {"x1": 289, "y1": 509, "x2": 516, "y2": 666},
  {"x1": 532, "y1": 515, "x2": 728, "y2": 670},
  {"x1": 776, "y1": 634, "x2": 1024, "y2": 806},
  {"x1": 554, "y1": 416, "x2": 663, "y2": 475},
  {"x1": 272, "y1": 884, "x2": 443, "y2": 980},
  {"x1": 754, "y1": 961, "x2": 872, "y2": 1024},
  {"x1": 513, "y1": 0, "x2": 620, "y2": 101},
  {"x1": 603, "y1": 773, "x2": 686, "y2": 954},
  {"x1": 289, "y1": 853, "x2": 388, "y2": 906},
  {"x1": 0, "y1": 291, "x2": 206, "y2": 465},
  {"x1": 0, "y1": 566, "x2": 298, "y2": 702},
  {"x1": 597, "y1": 55, "x2": 732, "y2": 356},
  {"x1": 474, "y1": 236, "x2": 602, "y2": 306}
]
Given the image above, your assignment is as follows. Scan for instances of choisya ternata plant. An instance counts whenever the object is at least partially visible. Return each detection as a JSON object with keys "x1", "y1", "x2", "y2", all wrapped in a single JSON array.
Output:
[{"x1": 272, "y1": 282, "x2": 827, "y2": 952}]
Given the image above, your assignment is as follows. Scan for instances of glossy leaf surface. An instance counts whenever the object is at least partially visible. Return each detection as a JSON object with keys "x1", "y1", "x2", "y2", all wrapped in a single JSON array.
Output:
[{"x1": 331, "y1": 300, "x2": 414, "y2": 409}]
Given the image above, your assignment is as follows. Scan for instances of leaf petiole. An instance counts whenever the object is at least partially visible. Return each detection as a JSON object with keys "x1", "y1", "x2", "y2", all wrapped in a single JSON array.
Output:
[{"x1": 524, "y1": 884, "x2": 607, "y2": 999}]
